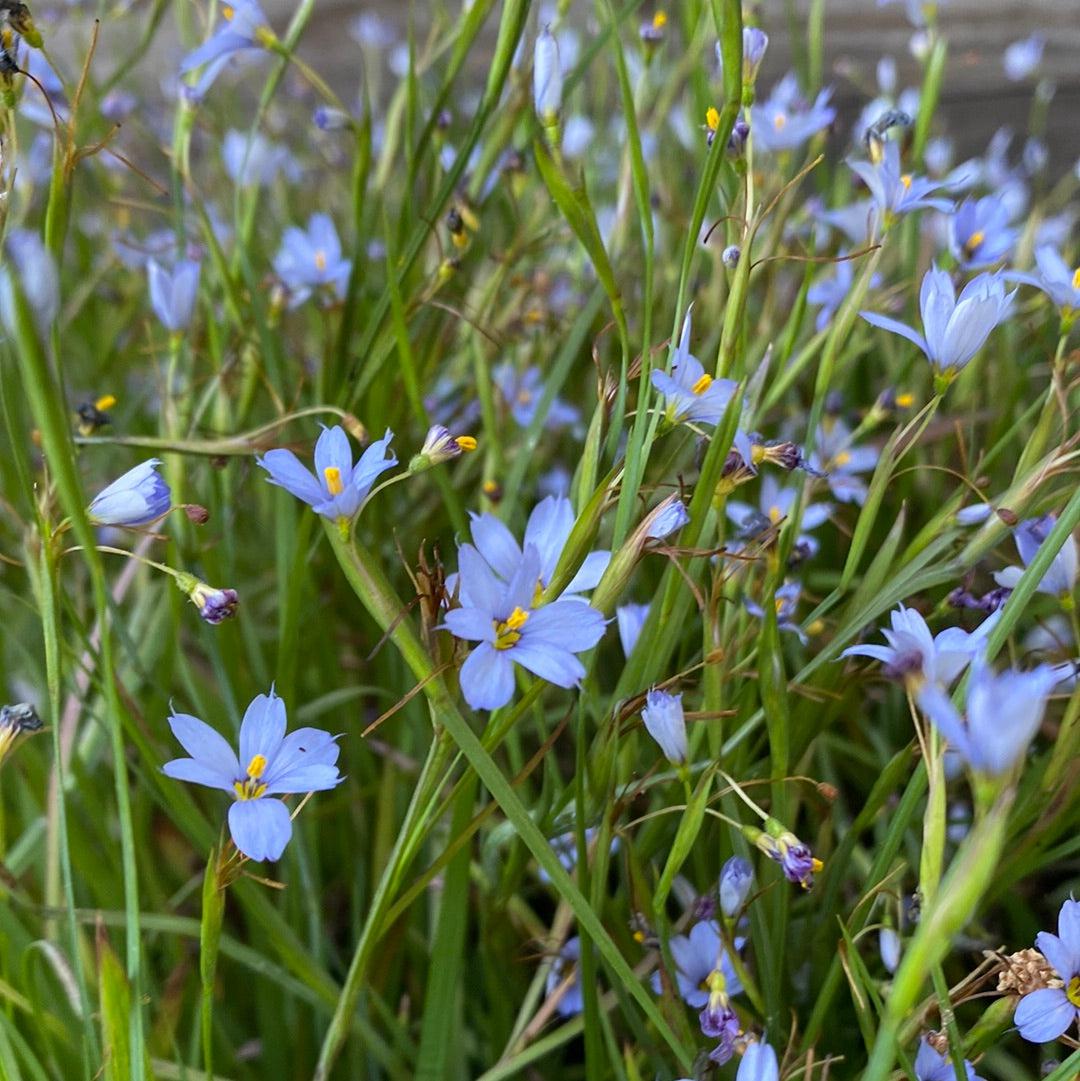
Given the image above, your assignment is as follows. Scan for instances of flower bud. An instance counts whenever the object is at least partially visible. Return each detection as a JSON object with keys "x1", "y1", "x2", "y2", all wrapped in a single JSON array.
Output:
[
  {"x1": 879, "y1": 927, "x2": 901, "y2": 973},
  {"x1": 410, "y1": 424, "x2": 478, "y2": 471},
  {"x1": 533, "y1": 27, "x2": 562, "y2": 124},
  {"x1": 645, "y1": 496, "x2": 690, "y2": 540},
  {"x1": 641, "y1": 688, "x2": 688, "y2": 765},
  {"x1": 313, "y1": 105, "x2": 352, "y2": 132},
  {"x1": 88, "y1": 460, "x2": 171, "y2": 528},
  {"x1": 722, "y1": 245, "x2": 741, "y2": 268},
  {"x1": 719, "y1": 856, "x2": 754, "y2": 917}
]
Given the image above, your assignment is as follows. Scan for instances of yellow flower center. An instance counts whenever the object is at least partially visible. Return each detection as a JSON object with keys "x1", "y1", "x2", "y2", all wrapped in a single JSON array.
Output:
[
  {"x1": 900, "y1": 174, "x2": 912, "y2": 190},
  {"x1": 233, "y1": 753, "x2": 268, "y2": 801},
  {"x1": 965, "y1": 230, "x2": 985, "y2": 255},
  {"x1": 314, "y1": 250, "x2": 328, "y2": 272},
  {"x1": 323, "y1": 466, "x2": 344, "y2": 496},
  {"x1": 705, "y1": 107, "x2": 720, "y2": 132},
  {"x1": 517, "y1": 389, "x2": 533, "y2": 405},
  {"x1": 493, "y1": 606, "x2": 529, "y2": 650},
  {"x1": 768, "y1": 505, "x2": 783, "y2": 524},
  {"x1": 222, "y1": 4, "x2": 235, "y2": 19},
  {"x1": 691, "y1": 372, "x2": 713, "y2": 395},
  {"x1": 1068, "y1": 976, "x2": 1080, "y2": 1008},
  {"x1": 833, "y1": 450, "x2": 851, "y2": 467}
]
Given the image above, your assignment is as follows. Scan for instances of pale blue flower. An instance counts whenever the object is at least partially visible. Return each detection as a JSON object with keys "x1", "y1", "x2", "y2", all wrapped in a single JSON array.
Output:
[
  {"x1": 745, "y1": 581, "x2": 807, "y2": 642},
  {"x1": 950, "y1": 195, "x2": 1018, "y2": 267},
  {"x1": 616, "y1": 603, "x2": 650, "y2": 657},
  {"x1": 1015, "y1": 899, "x2": 1080, "y2": 1043},
  {"x1": 544, "y1": 937, "x2": 583, "y2": 1017},
  {"x1": 461, "y1": 496, "x2": 610, "y2": 599},
  {"x1": 1007, "y1": 246, "x2": 1080, "y2": 314},
  {"x1": 148, "y1": 258, "x2": 200, "y2": 332},
  {"x1": 715, "y1": 27, "x2": 769, "y2": 86},
  {"x1": 494, "y1": 363, "x2": 579, "y2": 428},
  {"x1": 913, "y1": 1039, "x2": 984, "y2": 1081},
  {"x1": 179, "y1": 0, "x2": 271, "y2": 100},
  {"x1": 0, "y1": 229, "x2": 59, "y2": 333},
  {"x1": 650, "y1": 920, "x2": 743, "y2": 1006},
  {"x1": 273, "y1": 213, "x2": 351, "y2": 307},
  {"x1": 719, "y1": 856, "x2": 754, "y2": 917},
  {"x1": 915, "y1": 659, "x2": 1057, "y2": 775},
  {"x1": 727, "y1": 474, "x2": 832, "y2": 557},
  {"x1": 861, "y1": 264, "x2": 1016, "y2": 379},
  {"x1": 258, "y1": 426, "x2": 396, "y2": 524},
  {"x1": 809, "y1": 419, "x2": 878, "y2": 505},
  {"x1": 442, "y1": 544, "x2": 606, "y2": 710},
  {"x1": 651, "y1": 308, "x2": 738, "y2": 425},
  {"x1": 1003, "y1": 33, "x2": 1045, "y2": 81},
  {"x1": 162, "y1": 688, "x2": 342, "y2": 862},
  {"x1": 222, "y1": 129, "x2": 295, "y2": 187},
  {"x1": 751, "y1": 73, "x2": 835, "y2": 153},
  {"x1": 807, "y1": 256, "x2": 882, "y2": 332},
  {"x1": 847, "y1": 139, "x2": 951, "y2": 225},
  {"x1": 88, "y1": 460, "x2": 171, "y2": 527},
  {"x1": 993, "y1": 515, "x2": 1078, "y2": 600},
  {"x1": 738, "y1": 1041, "x2": 780, "y2": 1081},
  {"x1": 880, "y1": 928, "x2": 901, "y2": 973},
  {"x1": 876, "y1": 0, "x2": 947, "y2": 27},
  {"x1": 641, "y1": 689, "x2": 687, "y2": 765}
]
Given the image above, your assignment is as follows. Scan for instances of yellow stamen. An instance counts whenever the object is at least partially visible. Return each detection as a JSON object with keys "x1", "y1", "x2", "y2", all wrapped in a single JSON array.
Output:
[
  {"x1": 652, "y1": 10, "x2": 667, "y2": 28},
  {"x1": 773, "y1": 113, "x2": 787, "y2": 131},
  {"x1": 705, "y1": 107, "x2": 720, "y2": 132},
  {"x1": 482, "y1": 480, "x2": 499, "y2": 496},
  {"x1": 233, "y1": 755, "x2": 269, "y2": 801},
  {"x1": 833, "y1": 450, "x2": 851, "y2": 467},
  {"x1": 323, "y1": 466, "x2": 344, "y2": 496},
  {"x1": 895, "y1": 392, "x2": 914, "y2": 408},
  {"x1": 691, "y1": 372, "x2": 713, "y2": 395},
  {"x1": 965, "y1": 230, "x2": 985, "y2": 255},
  {"x1": 222, "y1": 4, "x2": 234, "y2": 19},
  {"x1": 1068, "y1": 975, "x2": 1080, "y2": 1008},
  {"x1": 95, "y1": 394, "x2": 117, "y2": 411},
  {"x1": 1072, "y1": 268, "x2": 1080, "y2": 290},
  {"x1": 246, "y1": 754, "x2": 268, "y2": 779},
  {"x1": 900, "y1": 174, "x2": 912, "y2": 190},
  {"x1": 456, "y1": 435, "x2": 477, "y2": 452},
  {"x1": 493, "y1": 606, "x2": 530, "y2": 650},
  {"x1": 768, "y1": 505, "x2": 783, "y2": 524},
  {"x1": 314, "y1": 250, "x2": 328, "y2": 272},
  {"x1": 632, "y1": 929, "x2": 646, "y2": 944}
]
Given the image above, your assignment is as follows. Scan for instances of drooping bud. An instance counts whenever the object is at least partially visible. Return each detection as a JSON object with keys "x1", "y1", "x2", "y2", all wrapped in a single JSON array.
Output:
[
  {"x1": 640, "y1": 688, "x2": 688, "y2": 765},
  {"x1": 719, "y1": 856, "x2": 754, "y2": 917},
  {"x1": 410, "y1": 424, "x2": 478, "y2": 471},
  {"x1": 176, "y1": 573, "x2": 240, "y2": 625},
  {"x1": 533, "y1": 27, "x2": 563, "y2": 130}
]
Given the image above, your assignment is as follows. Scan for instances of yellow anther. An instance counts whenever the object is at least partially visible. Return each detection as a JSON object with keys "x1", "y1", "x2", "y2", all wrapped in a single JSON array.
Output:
[
  {"x1": 505, "y1": 607, "x2": 529, "y2": 631},
  {"x1": 633, "y1": 929, "x2": 646, "y2": 943},
  {"x1": 517, "y1": 389, "x2": 533, "y2": 405},
  {"x1": 895, "y1": 392, "x2": 914, "y2": 408},
  {"x1": 222, "y1": 4, "x2": 235, "y2": 19},
  {"x1": 768, "y1": 505, "x2": 783, "y2": 524},
  {"x1": 95, "y1": 394, "x2": 117, "y2": 411},
  {"x1": 494, "y1": 606, "x2": 530, "y2": 650},
  {"x1": 314, "y1": 250, "x2": 328, "y2": 272},
  {"x1": 652, "y1": 10, "x2": 667, "y2": 28},
  {"x1": 833, "y1": 450, "x2": 851, "y2": 467},
  {"x1": 1072, "y1": 268, "x2": 1080, "y2": 290},
  {"x1": 233, "y1": 754, "x2": 269, "y2": 801},
  {"x1": 323, "y1": 466, "x2": 344, "y2": 496},
  {"x1": 691, "y1": 372, "x2": 713, "y2": 395},
  {"x1": 245, "y1": 753, "x2": 268, "y2": 780},
  {"x1": 900, "y1": 174, "x2": 912, "y2": 190},
  {"x1": 456, "y1": 435, "x2": 477, "y2": 452},
  {"x1": 773, "y1": 113, "x2": 787, "y2": 131},
  {"x1": 965, "y1": 230, "x2": 985, "y2": 254},
  {"x1": 1068, "y1": 976, "x2": 1080, "y2": 1007},
  {"x1": 705, "y1": 107, "x2": 720, "y2": 132},
  {"x1": 482, "y1": 479, "x2": 499, "y2": 495}
]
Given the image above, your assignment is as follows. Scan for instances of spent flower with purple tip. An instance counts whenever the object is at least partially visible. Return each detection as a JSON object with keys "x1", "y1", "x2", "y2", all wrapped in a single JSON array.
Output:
[
  {"x1": 1015, "y1": 899, "x2": 1080, "y2": 1044},
  {"x1": 162, "y1": 688, "x2": 342, "y2": 862},
  {"x1": 258, "y1": 426, "x2": 396, "y2": 531},
  {"x1": 88, "y1": 460, "x2": 171, "y2": 527},
  {"x1": 442, "y1": 544, "x2": 606, "y2": 711}
]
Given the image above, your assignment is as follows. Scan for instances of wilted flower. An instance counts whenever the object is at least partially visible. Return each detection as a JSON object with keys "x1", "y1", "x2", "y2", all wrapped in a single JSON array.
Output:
[
  {"x1": 162, "y1": 688, "x2": 342, "y2": 862},
  {"x1": 273, "y1": 213, "x2": 351, "y2": 307},
  {"x1": 722, "y1": 244, "x2": 741, "y2": 268},
  {"x1": 147, "y1": 258, "x2": 200, "y2": 332},
  {"x1": 860, "y1": 264, "x2": 1016, "y2": 386},
  {"x1": 442, "y1": 544, "x2": 606, "y2": 710},
  {"x1": 719, "y1": 856, "x2": 754, "y2": 917},
  {"x1": 738, "y1": 1041, "x2": 780, "y2": 1081},
  {"x1": 641, "y1": 688, "x2": 688, "y2": 765},
  {"x1": 993, "y1": 515, "x2": 1078, "y2": 602},
  {"x1": 915, "y1": 658, "x2": 1058, "y2": 775},
  {"x1": 0, "y1": 703, "x2": 42, "y2": 768},
  {"x1": 1015, "y1": 899, "x2": 1080, "y2": 1043},
  {"x1": 616, "y1": 602, "x2": 650, "y2": 657},
  {"x1": 533, "y1": 27, "x2": 562, "y2": 124},
  {"x1": 544, "y1": 937, "x2": 583, "y2": 1016},
  {"x1": 950, "y1": 195, "x2": 1017, "y2": 267},
  {"x1": 258, "y1": 425, "x2": 396, "y2": 532},
  {"x1": 727, "y1": 474, "x2": 832, "y2": 555},
  {"x1": 751, "y1": 72, "x2": 835, "y2": 153},
  {"x1": 914, "y1": 1038, "x2": 985, "y2": 1081},
  {"x1": 651, "y1": 307, "x2": 739, "y2": 425},
  {"x1": 179, "y1": 0, "x2": 274, "y2": 100},
  {"x1": 176, "y1": 573, "x2": 240, "y2": 625},
  {"x1": 750, "y1": 819, "x2": 822, "y2": 889},
  {"x1": 1003, "y1": 33, "x2": 1045, "y2": 81},
  {"x1": 88, "y1": 460, "x2": 171, "y2": 527}
]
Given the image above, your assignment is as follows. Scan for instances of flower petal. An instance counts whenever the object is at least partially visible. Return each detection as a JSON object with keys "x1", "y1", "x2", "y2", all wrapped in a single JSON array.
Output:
[
  {"x1": 1014, "y1": 987, "x2": 1075, "y2": 1043},
  {"x1": 162, "y1": 757, "x2": 235, "y2": 792},
  {"x1": 258, "y1": 448, "x2": 324, "y2": 507},
  {"x1": 227, "y1": 798, "x2": 293, "y2": 862},
  {"x1": 509, "y1": 640, "x2": 585, "y2": 688},
  {"x1": 523, "y1": 600, "x2": 606, "y2": 652},
  {"x1": 167, "y1": 712, "x2": 239, "y2": 779},
  {"x1": 238, "y1": 690, "x2": 287, "y2": 769},
  {"x1": 443, "y1": 606, "x2": 496, "y2": 642},
  {"x1": 459, "y1": 643, "x2": 516, "y2": 711},
  {"x1": 469, "y1": 512, "x2": 522, "y2": 581}
]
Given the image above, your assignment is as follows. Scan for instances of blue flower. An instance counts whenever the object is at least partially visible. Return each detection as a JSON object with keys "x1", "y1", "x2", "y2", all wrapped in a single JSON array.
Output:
[
  {"x1": 179, "y1": 0, "x2": 272, "y2": 100},
  {"x1": 1007, "y1": 246, "x2": 1080, "y2": 316},
  {"x1": 860, "y1": 264, "x2": 1016, "y2": 381},
  {"x1": 651, "y1": 308, "x2": 739, "y2": 425},
  {"x1": 915, "y1": 659, "x2": 1058, "y2": 775},
  {"x1": 751, "y1": 73, "x2": 835, "y2": 153},
  {"x1": 494, "y1": 363, "x2": 580, "y2": 428},
  {"x1": 841, "y1": 604, "x2": 999, "y2": 688},
  {"x1": 616, "y1": 602, "x2": 650, "y2": 657},
  {"x1": 876, "y1": 0, "x2": 947, "y2": 27},
  {"x1": 222, "y1": 129, "x2": 296, "y2": 187},
  {"x1": 0, "y1": 228, "x2": 59, "y2": 333},
  {"x1": 1003, "y1": 33, "x2": 1045, "y2": 81},
  {"x1": 715, "y1": 27, "x2": 769, "y2": 86},
  {"x1": 641, "y1": 689, "x2": 688, "y2": 765},
  {"x1": 1015, "y1": 899, "x2": 1080, "y2": 1043},
  {"x1": 807, "y1": 256, "x2": 881, "y2": 333},
  {"x1": 88, "y1": 459, "x2": 171, "y2": 527},
  {"x1": 442, "y1": 544, "x2": 606, "y2": 710},
  {"x1": 913, "y1": 1039, "x2": 984, "y2": 1081},
  {"x1": 993, "y1": 514, "x2": 1078, "y2": 601},
  {"x1": 544, "y1": 937, "x2": 583, "y2": 1017},
  {"x1": 737, "y1": 1041, "x2": 780, "y2": 1081},
  {"x1": 950, "y1": 195, "x2": 1018, "y2": 268},
  {"x1": 461, "y1": 496, "x2": 610, "y2": 599},
  {"x1": 745, "y1": 580, "x2": 808, "y2": 643},
  {"x1": 650, "y1": 920, "x2": 743, "y2": 1007},
  {"x1": 727, "y1": 474, "x2": 832, "y2": 556},
  {"x1": 273, "y1": 213, "x2": 351, "y2": 307},
  {"x1": 809, "y1": 419, "x2": 879, "y2": 505},
  {"x1": 847, "y1": 139, "x2": 951, "y2": 227},
  {"x1": 162, "y1": 688, "x2": 342, "y2": 862},
  {"x1": 258, "y1": 426, "x2": 396, "y2": 527},
  {"x1": 147, "y1": 258, "x2": 200, "y2": 332},
  {"x1": 719, "y1": 856, "x2": 754, "y2": 917}
]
